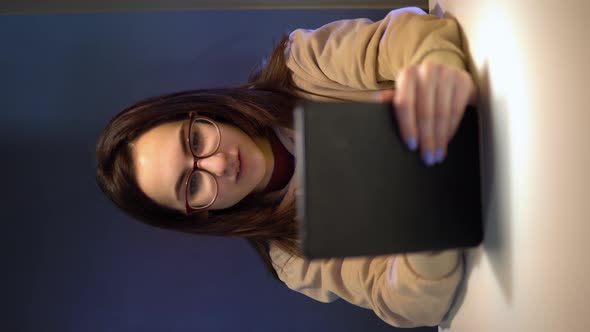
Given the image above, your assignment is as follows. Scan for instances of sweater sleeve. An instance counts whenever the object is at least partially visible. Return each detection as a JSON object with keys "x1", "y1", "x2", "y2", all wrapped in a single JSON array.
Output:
[
  {"x1": 270, "y1": 244, "x2": 463, "y2": 328},
  {"x1": 285, "y1": 7, "x2": 466, "y2": 101}
]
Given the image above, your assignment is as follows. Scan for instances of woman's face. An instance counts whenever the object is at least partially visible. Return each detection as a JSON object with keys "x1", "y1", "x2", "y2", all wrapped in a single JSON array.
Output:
[{"x1": 131, "y1": 118, "x2": 274, "y2": 212}]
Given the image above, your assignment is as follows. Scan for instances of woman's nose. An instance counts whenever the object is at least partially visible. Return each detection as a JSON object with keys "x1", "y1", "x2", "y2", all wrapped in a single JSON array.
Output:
[{"x1": 196, "y1": 152, "x2": 229, "y2": 177}]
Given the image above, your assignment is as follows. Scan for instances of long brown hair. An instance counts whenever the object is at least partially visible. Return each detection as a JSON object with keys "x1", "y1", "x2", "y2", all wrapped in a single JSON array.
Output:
[{"x1": 96, "y1": 35, "x2": 300, "y2": 278}]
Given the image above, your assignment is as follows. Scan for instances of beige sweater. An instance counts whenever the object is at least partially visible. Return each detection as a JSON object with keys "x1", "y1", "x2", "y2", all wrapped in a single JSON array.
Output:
[{"x1": 269, "y1": 7, "x2": 466, "y2": 328}]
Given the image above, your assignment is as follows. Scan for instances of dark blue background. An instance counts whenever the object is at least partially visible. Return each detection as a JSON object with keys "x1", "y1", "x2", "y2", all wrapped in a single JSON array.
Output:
[{"x1": 1, "y1": 9, "x2": 433, "y2": 332}]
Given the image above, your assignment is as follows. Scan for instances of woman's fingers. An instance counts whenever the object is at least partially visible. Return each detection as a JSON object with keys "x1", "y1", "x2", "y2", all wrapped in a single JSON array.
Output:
[
  {"x1": 434, "y1": 69, "x2": 453, "y2": 163},
  {"x1": 449, "y1": 73, "x2": 475, "y2": 139},
  {"x1": 387, "y1": 63, "x2": 475, "y2": 166},
  {"x1": 394, "y1": 67, "x2": 418, "y2": 151},
  {"x1": 416, "y1": 64, "x2": 437, "y2": 166}
]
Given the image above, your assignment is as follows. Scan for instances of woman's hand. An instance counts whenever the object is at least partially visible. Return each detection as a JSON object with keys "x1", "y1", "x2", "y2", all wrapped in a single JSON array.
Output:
[{"x1": 376, "y1": 63, "x2": 476, "y2": 166}]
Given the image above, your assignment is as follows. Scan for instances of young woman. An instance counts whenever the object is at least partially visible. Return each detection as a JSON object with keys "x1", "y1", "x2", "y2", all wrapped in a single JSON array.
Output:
[{"x1": 96, "y1": 7, "x2": 476, "y2": 328}]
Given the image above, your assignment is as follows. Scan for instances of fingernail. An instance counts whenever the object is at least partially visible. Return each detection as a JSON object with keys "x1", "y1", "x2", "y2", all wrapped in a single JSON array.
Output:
[
  {"x1": 423, "y1": 150, "x2": 435, "y2": 166},
  {"x1": 435, "y1": 147, "x2": 445, "y2": 163},
  {"x1": 406, "y1": 137, "x2": 418, "y2": 151}
]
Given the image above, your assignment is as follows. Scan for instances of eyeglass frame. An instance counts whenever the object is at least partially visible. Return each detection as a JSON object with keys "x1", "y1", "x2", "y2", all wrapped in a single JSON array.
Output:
[{"x1": 184, "y1": 112, "x2": 222, "y2": 214}]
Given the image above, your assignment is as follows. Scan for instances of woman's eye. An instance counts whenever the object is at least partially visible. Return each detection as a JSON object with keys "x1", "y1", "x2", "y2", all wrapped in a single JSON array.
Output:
[
  {"x1": 190, "y1": 131, "x2": 200, "y2": 151},
  {"x1": 189, "y1": 175, "x2": 198, "y2": 195}
]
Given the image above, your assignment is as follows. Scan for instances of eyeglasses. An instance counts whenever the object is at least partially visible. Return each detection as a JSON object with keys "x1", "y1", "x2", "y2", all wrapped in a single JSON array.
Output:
[{"x1": 184, "y1": 112, "x2": 221, "y2": 214}]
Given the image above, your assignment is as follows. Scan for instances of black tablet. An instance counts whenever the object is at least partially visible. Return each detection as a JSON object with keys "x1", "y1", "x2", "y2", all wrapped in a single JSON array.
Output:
[{"x1": 294, "y1": 101, "x2": 483, "y2": 259}]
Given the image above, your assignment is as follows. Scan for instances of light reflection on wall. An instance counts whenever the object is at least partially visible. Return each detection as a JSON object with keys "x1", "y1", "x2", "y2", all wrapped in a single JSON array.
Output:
[{"x1": 473, "y1": 5, "x2": 530, "y2": 222}]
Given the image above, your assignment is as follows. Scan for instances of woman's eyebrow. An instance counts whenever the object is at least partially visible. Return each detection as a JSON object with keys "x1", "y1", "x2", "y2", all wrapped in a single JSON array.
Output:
[
  {"x1": 179, "y1": 121, "x2": 189, "y2": 156},
  {"x1": 175, "y1": 172, "x2": 185, "y2": 203},
  {"x1": 176, "y1": 124, "x2": 189, "y2": 203}
]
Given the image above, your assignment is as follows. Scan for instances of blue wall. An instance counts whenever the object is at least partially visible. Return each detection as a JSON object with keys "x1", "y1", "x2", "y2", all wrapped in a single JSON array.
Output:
[{"x1": 1, "y1": 9, "x2": 433, "y2": 332}]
